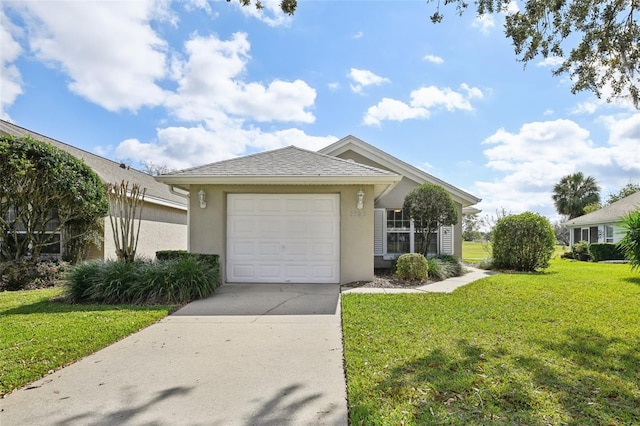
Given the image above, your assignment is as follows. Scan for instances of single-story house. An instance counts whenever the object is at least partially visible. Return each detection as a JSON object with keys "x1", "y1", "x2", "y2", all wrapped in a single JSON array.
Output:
[
  {"x1": 156, "y1": 135, "x2": 481, "y2": 284},
  {"x1": 0, "y1": 120, "x2": 188, "y2": 260},
  {"x1": 565, "y1": 190, "x2": 640, "y2": 245}
]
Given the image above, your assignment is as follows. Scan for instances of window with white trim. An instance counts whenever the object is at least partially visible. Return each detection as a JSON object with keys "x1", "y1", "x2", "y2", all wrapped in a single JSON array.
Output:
[
  {"x1": 386, "y1": 209, "x2": 411, "y2": 254},
  {"x1": 375, "y1": 208, "x2": 440, "y2": 257},
  {"x1": 605, "y1": 225, "x2": 614, "y2": 243}
]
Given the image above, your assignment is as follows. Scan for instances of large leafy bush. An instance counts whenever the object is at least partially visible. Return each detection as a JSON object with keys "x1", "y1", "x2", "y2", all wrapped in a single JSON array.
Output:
[
  {"x1": 492, "y1": 212, "x2": 555, "y2": 271},
  {"x1": 0, "y1": 135, "x2": 107, "y2": 267}
]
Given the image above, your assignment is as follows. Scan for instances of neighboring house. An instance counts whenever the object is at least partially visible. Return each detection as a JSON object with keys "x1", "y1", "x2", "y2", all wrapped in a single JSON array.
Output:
[
  {"x1": 0, "y1": 120, "x2": 188, "y2": 260},
  {"x1": 156, "y1": 135, "x2": 481, "y2": 285},
  {"x1": 565, "y1": 190, "x2": 640, "y2": 246}
]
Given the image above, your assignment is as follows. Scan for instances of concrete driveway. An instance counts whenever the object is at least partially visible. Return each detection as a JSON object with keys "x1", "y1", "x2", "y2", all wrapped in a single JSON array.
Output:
[{"x1": 0, "y1": 284, "x2": 347, "y2": 426}]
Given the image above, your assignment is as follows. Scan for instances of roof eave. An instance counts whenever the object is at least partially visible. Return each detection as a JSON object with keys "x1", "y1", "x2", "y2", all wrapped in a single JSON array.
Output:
[{"x1": 155, "y1": 174, "x2": 402, "y2": 187}]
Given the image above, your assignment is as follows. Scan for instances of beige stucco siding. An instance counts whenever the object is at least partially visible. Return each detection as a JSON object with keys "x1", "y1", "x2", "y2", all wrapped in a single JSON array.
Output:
[
  {"x1": 188, "y1": 184, "x2": 374, "y2": 284},
  {"x1": 99, "y1": 202, "x2": 187, "y2": 260}
]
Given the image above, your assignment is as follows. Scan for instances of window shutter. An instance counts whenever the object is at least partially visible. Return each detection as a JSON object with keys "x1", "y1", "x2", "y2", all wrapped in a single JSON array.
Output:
[
  {"x1": 440, "y1": 225, "x2": 453, "y2": 255},
  {"x1": 374, "y1": 209, "x2": 384, "y2": 255}
]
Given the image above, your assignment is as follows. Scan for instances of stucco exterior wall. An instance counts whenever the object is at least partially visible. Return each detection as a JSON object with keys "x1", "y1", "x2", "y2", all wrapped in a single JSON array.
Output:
[
  {"x1": 188, "y1": 184, "x2": 374, "y2": 284},
  {"x1": 98, "y1": 202, "x2": 188, "y2": 260}
]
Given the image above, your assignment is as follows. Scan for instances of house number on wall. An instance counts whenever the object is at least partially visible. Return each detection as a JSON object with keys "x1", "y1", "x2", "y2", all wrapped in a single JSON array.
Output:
[{"x1": 350, "y1": 210, "x2": 366, "y2": 217}]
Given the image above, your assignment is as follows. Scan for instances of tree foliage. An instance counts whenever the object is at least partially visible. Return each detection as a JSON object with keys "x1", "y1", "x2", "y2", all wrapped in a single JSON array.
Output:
[
  {"x1": 618, "y1": 210, "x2": 640, "y2": 271},
  {"x1": 0, "y1": 135, "x2": 108, "y2": 263},
  {"x1": 607, "y1": 181, "x2": 640, "y2": 204},
  {"x1": 104, "y1": 180, "x2": 146, "y2": 263},
  {"x1": 403, "y1": 183, "x2": 459, "y2": 256},
  {"x1": 552, "y1": 172, "x2": 601, "y2": 219},
  {"x1": 492, "y1": 212, "x2": 556, "y2": 271}
]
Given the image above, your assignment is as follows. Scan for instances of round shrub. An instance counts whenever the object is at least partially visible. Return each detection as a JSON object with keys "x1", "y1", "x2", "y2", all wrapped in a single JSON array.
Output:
[
  {"x1": 396, "y1": 253, "x2": 428, "y2": 280},
  {"x1": 492, "y1": 212, "x2": 555, "y2": 271}
]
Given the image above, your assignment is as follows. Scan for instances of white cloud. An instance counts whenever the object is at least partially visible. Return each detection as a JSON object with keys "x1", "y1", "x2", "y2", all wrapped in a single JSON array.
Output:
[
  {"x1": 182, "y1": 0, "x2": 213, "y2": 14},
  {"x1": 423, "y1": 54, "x2": 444, "y2": 64},
  {"x1": 473, "y1": 116, "x2": 640, "y2": 219},
  {"x1": 472, "y1": 14, "x2": 495, "y2": 35},
  {"x1": 364, "y1": 84, "x2": 484, "y2": 125},
  {"x1": 364, "y1": 98, "x2": 430, "y2": 126},
  {"x1": 0, "y1": 10, "x2": 23, "y2": 119},
  {"x1": 570, "y1": 101, "x2": 598, "y2": 115},
  {"x1": 353, "y1": 31, "x2": 364, "y2": 39},
  {"x1": 602, "y1": 113, "x2": 640, "y2": 171},
  {"x1": 115, "y1": 125, "x2": 337, "y2": 170},
  {"x1": 348, "y1": 68, "x2": 390, "y2": 94},
  {"x1": 166, "y1": 33, "x2": 316, "y2": 123},
  {"x1": 13, "y1": 1, "x2": 168, "y2": 112},
  {"x1": 543, "y1": 109, "x2": 554, "y2": 116},
  {"x1": 537, "y1": 56, "x2": 564, "y2": 68},
  {"x1": 327, "y1": 82, "x2": 340, "y2": 91},
  {"x1": 232, "y1": 0, "x2": 292, "y2": 27}
]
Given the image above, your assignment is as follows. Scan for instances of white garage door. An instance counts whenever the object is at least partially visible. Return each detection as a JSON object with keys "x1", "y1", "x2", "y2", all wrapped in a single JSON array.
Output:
[{"x1": 227, "y1": 194, "x2": 340, "y2": 283}]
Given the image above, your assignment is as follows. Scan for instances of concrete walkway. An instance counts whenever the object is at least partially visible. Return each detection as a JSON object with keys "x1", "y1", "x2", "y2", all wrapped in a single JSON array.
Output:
[
  {"x1": 342, "y1": 266, "x2": 495, "y2": 294},
  {"x1": 0, "y1": 284, "x2": 347, "y2": 426}
]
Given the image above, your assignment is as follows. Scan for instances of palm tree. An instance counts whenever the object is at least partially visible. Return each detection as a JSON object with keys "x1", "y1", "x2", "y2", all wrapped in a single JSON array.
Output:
[{"x1": 552, "y1": 172, "x2": 600, "y2": 219}]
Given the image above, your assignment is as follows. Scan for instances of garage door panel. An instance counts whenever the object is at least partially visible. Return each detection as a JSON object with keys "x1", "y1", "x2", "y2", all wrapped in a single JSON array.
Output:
[
  {"x1": 311, "y1": 198, "x2": 338, "y2": 213},
  {"x1": 285, "y1": 198, "x2": 308, "y2": 212},
  {"x1": 311, "y1": 265, "x2": 336, "y2": 280},
  {"x1": 257, "y1": 198, "x2": 282, "y2": 213},
  {"x1": 311, "y1": 241, "x2": 336, "y2": 257},
  {"x1": 227, "y1": 194, "x2": 340, "y2": 283},
  {"x1": 230, "y1": 264, "x2": 255, "y2": 280},
  {"x1": 259, "y1": 242, "x2": 282, "y2": 256}
]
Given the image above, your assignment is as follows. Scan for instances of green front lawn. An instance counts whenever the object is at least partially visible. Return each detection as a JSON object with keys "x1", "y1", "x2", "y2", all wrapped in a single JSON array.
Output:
[
  {"x1": 342, "y1": 260, "x2": 640, "y2": 425},
  {"x1": 462, "y1": 241, "x2": 491, "y2": 263},
  {"x1": 463, "y1": 241, "x2": 569, "y2": 264},
  {"x1": 0, "y1": 288, "x2": 175, "y2": 396}
]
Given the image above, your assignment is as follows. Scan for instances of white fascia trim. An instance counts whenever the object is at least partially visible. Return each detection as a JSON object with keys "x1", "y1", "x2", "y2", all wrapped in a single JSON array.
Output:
[
  {"x1": 144, "y1": 194, "x2": 188, "y2": 211},
  {"x1": 321, "y1": 136, "x2": 481, "y2": 206},
  {"x1": 566, "y1": 220, "x2": 623, "y2": 228},
  {"x1": 156, "y1": 174, "x2": 401, "y2": 186}
]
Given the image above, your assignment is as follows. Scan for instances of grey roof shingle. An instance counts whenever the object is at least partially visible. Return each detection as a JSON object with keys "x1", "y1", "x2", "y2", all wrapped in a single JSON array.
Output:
[
  {"x1": 0, "y1": 120, "x2": 187, "y2": 209},
  {"x1": 167, "y1": 145, "x2": 399, "y2": 178},
  {"x1": 565, "y1": 190, "x2": 640, "y2": 226}
]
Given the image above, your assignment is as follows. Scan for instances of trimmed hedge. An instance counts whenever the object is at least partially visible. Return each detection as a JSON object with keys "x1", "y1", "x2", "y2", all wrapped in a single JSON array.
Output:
[
  {"x1": 156, "y1": 250, "x2": 220, "y2": 267},
  {"x1": 588, "y1": 243, "x2": 625, "y2": 262}
]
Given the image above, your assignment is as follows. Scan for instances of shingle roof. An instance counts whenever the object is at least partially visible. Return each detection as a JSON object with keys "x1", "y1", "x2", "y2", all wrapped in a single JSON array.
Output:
[
  {"x1": 565, "y1": 190, "x2": 640, "y2": 226},
  {"x1": 0, "y1": 120, "x2": 187, "y2": 210},
  {"x1": 167, "y1": 145, "x2": 400, "y2": 178}
]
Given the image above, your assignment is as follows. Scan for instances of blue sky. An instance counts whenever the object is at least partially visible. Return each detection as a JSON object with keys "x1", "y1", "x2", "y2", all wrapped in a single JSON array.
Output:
[{"x1": 1, "y1": 0, "x2": 639, "y2": 222}]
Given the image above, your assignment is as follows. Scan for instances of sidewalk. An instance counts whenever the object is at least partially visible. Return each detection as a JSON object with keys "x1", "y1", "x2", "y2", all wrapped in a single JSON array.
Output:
[{"x1": 342, "y1": 266, "x2": 495, "y2": 294}]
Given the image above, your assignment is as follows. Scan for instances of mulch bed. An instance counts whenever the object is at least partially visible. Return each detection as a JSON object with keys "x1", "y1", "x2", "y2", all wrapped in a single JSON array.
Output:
[{"x1": 341, "y1": 268, "x2": 432, "y2": 289}]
